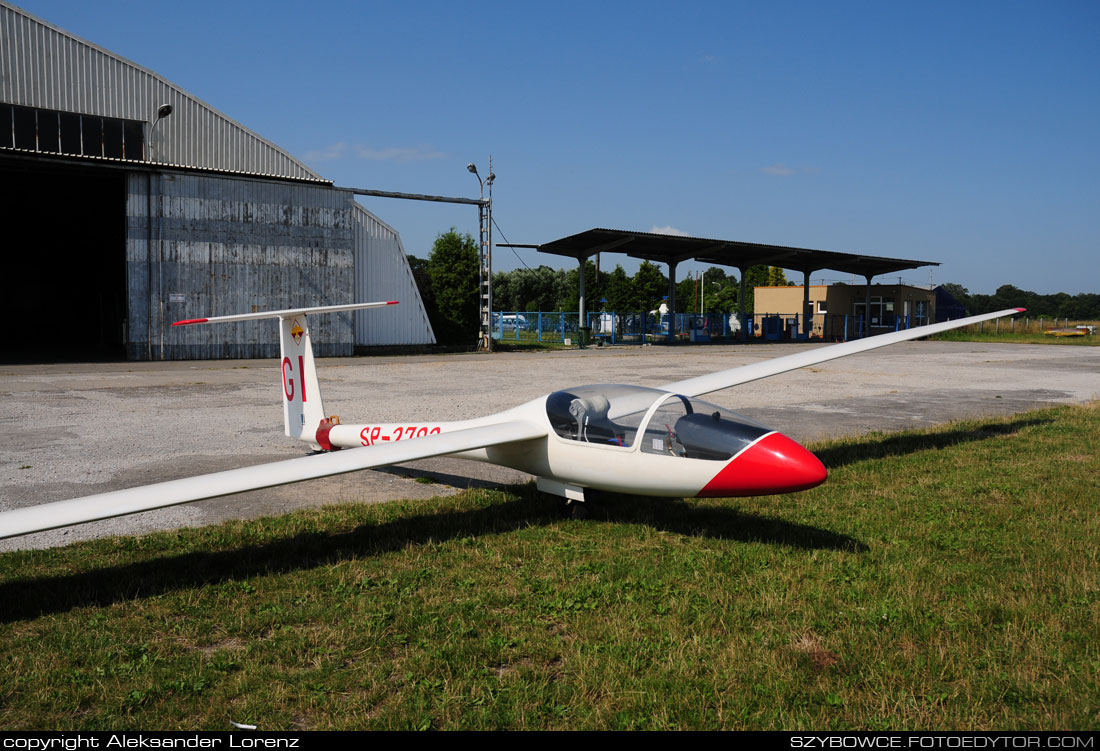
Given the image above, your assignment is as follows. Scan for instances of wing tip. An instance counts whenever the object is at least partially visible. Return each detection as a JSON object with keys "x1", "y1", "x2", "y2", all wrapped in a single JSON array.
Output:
[
  {"x1": 171, "y1": 318, "x2": 209, "y2": 327},
  {"x1": 1014, "y1": 307, "x2": 1027, "y2": 313}
]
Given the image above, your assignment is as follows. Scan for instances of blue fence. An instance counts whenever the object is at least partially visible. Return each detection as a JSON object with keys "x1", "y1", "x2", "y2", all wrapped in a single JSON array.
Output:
[
  {"x1": 492, "y1": 311, "x2": 930, "y2": 344},
  {"x1": 755, "y1": 313, "x2": 928, "y2": 341},
  {"x1": 492, "y1": 312, "x2": 742, "y2": 344}
]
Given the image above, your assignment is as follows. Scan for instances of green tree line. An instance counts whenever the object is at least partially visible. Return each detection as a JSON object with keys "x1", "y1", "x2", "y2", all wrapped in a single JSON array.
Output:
[
  {"x1": 942, "y1": 284, "x2": 1100, "y2": 319},
  {"x1": 490, "y1": 261, "x2": 787, "y2": 315}
]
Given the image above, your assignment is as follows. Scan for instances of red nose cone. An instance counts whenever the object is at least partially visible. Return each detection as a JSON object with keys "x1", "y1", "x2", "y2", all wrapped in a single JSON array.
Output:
[{"x1": 697, "y1": 432, "x2": 827, "y2": 498}]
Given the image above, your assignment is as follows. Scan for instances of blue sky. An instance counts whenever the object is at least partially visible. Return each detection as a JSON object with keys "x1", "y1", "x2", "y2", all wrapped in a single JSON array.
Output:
[{"x1": 16, "y1": 0, "x2": 1099, "y2": 294}]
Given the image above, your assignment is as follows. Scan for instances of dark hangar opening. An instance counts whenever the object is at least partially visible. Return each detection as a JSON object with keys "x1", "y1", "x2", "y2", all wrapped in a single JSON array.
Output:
[{"x1": 1, "y1": 160, "x2": 127, "y2": 362}]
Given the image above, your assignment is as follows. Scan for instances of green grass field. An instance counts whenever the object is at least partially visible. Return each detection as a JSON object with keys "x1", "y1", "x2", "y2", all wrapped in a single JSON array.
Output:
[{"x1": 1, "y1": 403, "x2": 1098, "y2": 730}]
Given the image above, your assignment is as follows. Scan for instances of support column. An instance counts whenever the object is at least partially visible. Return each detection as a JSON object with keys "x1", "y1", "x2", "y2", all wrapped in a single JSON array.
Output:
[
  {"x1": 738, "y1": 267, "x2": 748, "y2": 342},
  {"x1": 667, "y1": 260, "x2": 678, "y2": 343},
  {"x1": 577, "y1": 256, "x2": 586, "y2": 345},
  {"x1": 864, "y1": 275, "x2": 873, "y2": 339},
  {"x1": 802, "y1": 269, "x2": 812, "y2": 338}
]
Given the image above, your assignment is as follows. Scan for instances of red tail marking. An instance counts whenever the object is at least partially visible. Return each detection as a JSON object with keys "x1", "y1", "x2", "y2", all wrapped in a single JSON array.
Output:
[{"x1": 282, "y1": 357, "x2": 294, "y2": 400}]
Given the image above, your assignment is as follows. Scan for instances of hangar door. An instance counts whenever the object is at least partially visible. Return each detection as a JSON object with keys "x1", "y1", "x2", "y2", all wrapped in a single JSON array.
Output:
[{"x1": 1, "y1": 161, "x2": 127, "y2": 361}]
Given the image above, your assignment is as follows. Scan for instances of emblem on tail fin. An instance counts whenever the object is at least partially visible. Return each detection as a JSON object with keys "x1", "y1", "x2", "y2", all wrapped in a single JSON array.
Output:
[{"x1": 291, "y1": 319, "x2": 305, "y2": 346}]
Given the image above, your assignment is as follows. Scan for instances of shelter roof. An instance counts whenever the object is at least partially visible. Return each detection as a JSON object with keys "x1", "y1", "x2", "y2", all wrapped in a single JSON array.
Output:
[{"x1": 523, "y1": 228, "x2": 938, "y2": 279}]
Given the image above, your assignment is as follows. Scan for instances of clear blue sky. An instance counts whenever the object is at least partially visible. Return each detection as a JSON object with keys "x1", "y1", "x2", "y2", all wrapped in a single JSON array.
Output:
[{"x1": 16, "y1": 0, "x2": 1099, "y2": 294}]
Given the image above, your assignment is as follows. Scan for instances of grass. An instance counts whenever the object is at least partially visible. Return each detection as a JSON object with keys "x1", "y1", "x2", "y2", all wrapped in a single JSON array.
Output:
[
  {"x1": 1, "y1": 403, "x2": 1098, "y2": 730},
  {"x1": 930, "y1": 320, "x2": 1100, "y2": 346}
]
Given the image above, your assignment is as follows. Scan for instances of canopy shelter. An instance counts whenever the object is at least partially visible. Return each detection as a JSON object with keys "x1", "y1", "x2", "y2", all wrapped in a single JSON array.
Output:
[{"x1": 501, "y1": 228, "x2": 939, "y2": 340}]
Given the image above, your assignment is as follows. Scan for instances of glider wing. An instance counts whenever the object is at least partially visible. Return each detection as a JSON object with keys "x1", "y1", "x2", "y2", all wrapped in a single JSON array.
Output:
[
  {"x1": 0, "y1": 420, "x2": 546, "y2": 540},
  {"x1": 661, "y1": 308, "x2": 1025, "y2": 398}
]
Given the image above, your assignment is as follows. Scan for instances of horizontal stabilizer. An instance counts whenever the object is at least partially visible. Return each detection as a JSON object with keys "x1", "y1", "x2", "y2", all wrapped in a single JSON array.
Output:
[
  {"x1": 172, "y1": 300, "x2": 398, "y2": 326},
  {"x1": 0, "y1": 420, "x2": 546, "y2": 540}
]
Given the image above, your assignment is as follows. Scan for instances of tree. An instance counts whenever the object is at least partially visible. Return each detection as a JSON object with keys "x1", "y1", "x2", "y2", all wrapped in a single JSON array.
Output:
[
  {"x1": 742, "y1": 265, "x2": 771, "y2": 313},
  {"x1": 604, "y1": 265, "x2": 634, "y2": 312},
  {"x1": 704, "y1": 268, "x2": 740, "y2": 314},
  {"x1": 427, "y1": 229, "x2": 479, "y2": 344},
  {"x1": 677, "y1": 274, "x2": 699, "y2": 314},
  {"x1": 633, "y1": 261, "x2": 668, "y2": 312},
  {"x1": 492, "y1": 270, "x2": 516, "y2": 312},
  {"x1": 766, "y1": 266, "x2": 788, "y2": 286},
  {"x1": 561, "y1": 260, "x2": 607, "y2": 313}
]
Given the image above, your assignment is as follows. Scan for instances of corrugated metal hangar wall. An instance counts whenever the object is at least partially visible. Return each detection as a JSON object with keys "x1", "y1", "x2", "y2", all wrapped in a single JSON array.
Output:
[
  {"x1": 129, "y1": 173, "x2": 356, "y2": 360},
  {"x1": 0, "y1": 1, "x2": 435, "y2": 361}
]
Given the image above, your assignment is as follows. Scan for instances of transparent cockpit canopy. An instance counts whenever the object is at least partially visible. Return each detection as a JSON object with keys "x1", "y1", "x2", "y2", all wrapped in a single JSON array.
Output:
[
  {"x1": 545, "y1": 385, "x2": 772, "y2": 460},
  {"x1": 545, "y1": 384, "x2": 664, "y2": 448},
  {"x1": 639, "y1": 394, "x2": 771, "y2": 460}
]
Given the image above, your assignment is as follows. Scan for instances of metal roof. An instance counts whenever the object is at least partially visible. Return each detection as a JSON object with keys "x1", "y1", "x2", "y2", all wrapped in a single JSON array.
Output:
[
  {"x1": 524, "y1": 228, "x2": 939, "y2": 279},
  {"x1": 1, "y1": 1, "x2": 323, "y2": 180}
]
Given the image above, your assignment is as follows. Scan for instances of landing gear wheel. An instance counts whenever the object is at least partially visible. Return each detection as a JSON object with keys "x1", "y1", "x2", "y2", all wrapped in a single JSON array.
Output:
[{"x1": 556, "y1": 496, "x2": 591, "y2": 520}]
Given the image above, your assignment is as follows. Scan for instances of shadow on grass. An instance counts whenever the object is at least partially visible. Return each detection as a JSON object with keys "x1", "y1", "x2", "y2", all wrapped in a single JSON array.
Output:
[
  {"x1": 0, "y1": 486, "x2": 863, "y2": 622},
  {"x1": 375, "y1": 465, "x2": 506, "y2": 490},
  {"x1": 813, "y1": 415, "x2": 1053, "y2": 470}
]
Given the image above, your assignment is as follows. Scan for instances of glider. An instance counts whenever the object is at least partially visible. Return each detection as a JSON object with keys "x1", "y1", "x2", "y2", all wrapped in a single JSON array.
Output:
[{"x1": 0, "y1": 302, "x2": 1024, "y2": 538}]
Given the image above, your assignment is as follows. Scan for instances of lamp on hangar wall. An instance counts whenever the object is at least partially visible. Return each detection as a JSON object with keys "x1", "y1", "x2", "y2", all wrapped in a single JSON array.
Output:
[{"x1": 148, "y1": 103, "x2": 173, "y2": 162}]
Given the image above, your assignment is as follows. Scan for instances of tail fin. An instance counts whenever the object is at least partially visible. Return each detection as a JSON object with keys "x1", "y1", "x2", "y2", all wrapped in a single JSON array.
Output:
[
  {"x1": 278, "y1": 313, "x2": 325, "y2": 442},
  {"x1": 173, "y1": 301, "x2": 397, "y2": 446}
]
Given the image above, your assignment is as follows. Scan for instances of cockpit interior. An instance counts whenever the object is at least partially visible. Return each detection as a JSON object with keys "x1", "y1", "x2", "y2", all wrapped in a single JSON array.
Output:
[{"x1": 546, "y1": 385, "x2": 771, "y2": 461}]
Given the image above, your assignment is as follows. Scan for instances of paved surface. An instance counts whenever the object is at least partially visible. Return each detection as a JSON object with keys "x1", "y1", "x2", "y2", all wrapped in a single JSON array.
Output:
[{"x1": 1, "y1": 341, "x2": 1097, "y2": 550}]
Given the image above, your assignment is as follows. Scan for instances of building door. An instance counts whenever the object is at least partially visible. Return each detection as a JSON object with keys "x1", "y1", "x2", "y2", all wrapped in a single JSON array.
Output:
[{"x1": 1, "y1": 159, "x2": 127, "y2": 361}]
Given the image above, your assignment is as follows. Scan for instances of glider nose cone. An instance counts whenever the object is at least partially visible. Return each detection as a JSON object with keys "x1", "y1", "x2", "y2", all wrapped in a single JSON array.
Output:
[{"x1": 698, "y1": 432, "x2": 827, "y2": 498}]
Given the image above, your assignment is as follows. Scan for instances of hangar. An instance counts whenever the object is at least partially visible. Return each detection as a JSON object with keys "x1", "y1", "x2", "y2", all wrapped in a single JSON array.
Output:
[{"x1": 0, "y1": 1, "x2": 435, "y2": 361}]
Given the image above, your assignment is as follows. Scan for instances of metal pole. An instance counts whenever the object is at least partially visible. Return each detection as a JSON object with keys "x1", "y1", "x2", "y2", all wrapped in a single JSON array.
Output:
[
  {"x1": 667, "y1": 260, "x2": 678, "y2": 343},
  {"x1": 477, "y1": 200, "x2": 488, "y2": 350},
  {"x1": 802, "y1": 270, "x2": 812, "y2": 338},
  {"x1": 334, "y1": 186, "x2": 484, "y2": 205},
  {"x1": 486, "y1": 158, "x2": 493, "y2": 350},
  {"x1": 465, "y1": 160, "x2": 494, "y2": 352},
  {"x1": 864, "y1": 275, "x2": 873, "y2": 339},
  {"x1": 738, "y1": 267, "x2": 748, "y2": 342},
  {"x1": 578, "y1": 257, "x2": 586, "y2": 345}
]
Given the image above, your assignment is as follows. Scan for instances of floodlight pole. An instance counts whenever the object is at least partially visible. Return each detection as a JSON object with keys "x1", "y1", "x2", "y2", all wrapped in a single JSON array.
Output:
[{"x1": 468, "y1": 158, "x2": 494, "y2": 352}]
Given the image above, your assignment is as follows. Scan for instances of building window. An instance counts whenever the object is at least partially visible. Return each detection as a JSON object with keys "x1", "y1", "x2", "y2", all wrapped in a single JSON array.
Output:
[
  {"x1": 1, "y1": 102, "x2": 145, "y2": 161},
  {"x1": 853, "y1": 296, "x2": 896, "y2": 326}
]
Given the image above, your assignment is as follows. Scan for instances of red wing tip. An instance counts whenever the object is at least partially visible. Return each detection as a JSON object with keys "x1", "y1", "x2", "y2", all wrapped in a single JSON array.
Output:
[
  {"x1": 386, "y1": 300, "x2": 399, "y2": 305},
  {"x1": 171, "y1": 318, "x2": 209, "y2": 326},
  {"x1": 1014, "y1": 308, "x2": 1027, "y2": 312}
]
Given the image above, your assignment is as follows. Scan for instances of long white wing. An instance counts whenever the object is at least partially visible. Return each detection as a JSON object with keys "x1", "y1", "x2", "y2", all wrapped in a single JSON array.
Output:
[
  {"x1": 0, "y1": 421, "x2": 546, "y2": 540},
  {"x1": 662, "y1": 308, "x2": 1025, "y2": 398}
]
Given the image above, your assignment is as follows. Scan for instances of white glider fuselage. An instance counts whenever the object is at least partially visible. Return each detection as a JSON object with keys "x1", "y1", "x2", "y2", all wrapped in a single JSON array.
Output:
[{"x1": 323, "y1": 385, "x2": 826, "y2": 500}]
